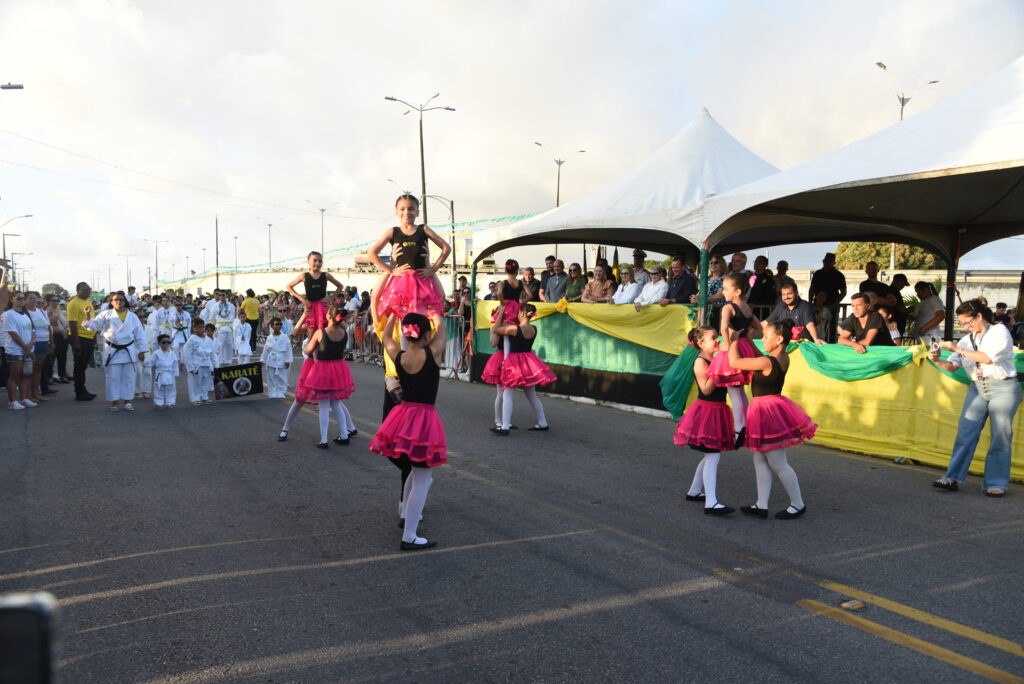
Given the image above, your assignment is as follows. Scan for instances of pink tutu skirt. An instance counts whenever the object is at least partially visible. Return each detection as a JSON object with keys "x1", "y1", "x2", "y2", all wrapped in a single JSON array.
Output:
[
  {"x1": 296, "y1": 358, "x2": 355, "y2": 402},
  {"x1": 377, "y1": 271, "x2": 444, "y2": 319},
  {"x1": 481, "y1": 350, "x2": 505, "y2": 385},
  {"x1": 369, "y1": 401, "x2": 447, "y2": 467},
  {"x1": 500, "y1": 351, "x2": 556, "y2": 388},
  {"x1": 745, "y1": 394, "x2": 817, "y2": 451},
  {"x1": 488, "y1": 299, "x2": 521, "y2": 325},
  {"x1": 305, "y1": 300, "x2": 327, "y2": 329},
  {"x1": 707, "y1": 337, "x2": 756, "y2": 387},
  {"x1": 673, "y1": 399, "x2": 736, "y2": 452},
  {"x1": 292, "y1": 357, "x2": 317, "y2": 404}
]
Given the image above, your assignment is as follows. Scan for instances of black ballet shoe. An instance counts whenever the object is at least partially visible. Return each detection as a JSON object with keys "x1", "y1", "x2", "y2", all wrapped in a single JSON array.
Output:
[
  {"x1": 704, "y1": 504, "x2": 736, "y2": 516},
  {"x1": 527, "y1": 425, "x2": 549, "y2": 431},
  {"x1": 277, "y1": 430, "x2": 288, "y2": 442},
  {"x1": 333, "y1": 436, "x2": 350, "y2": 445},
  {"x1": 400, "y1": 539, "x2": 437, "y2": 551},
  {"x1": 775, "y1": 506, "x2": 807, "y2": 520},
  {"x1": 490, "y1": 427, "x2": 510, "y2": 436},
  {"x1": 734, "y1": 427, "x2": 746, "y2": 449},
  {"x1": 348, "y1": 429, "x2": 358, "y2": 438},
  {"x1": 685, "y1": 493, "x2": 706, "y2": 502},
  {"x1": 740, "y1": 505, "x2": 768, "y2": 519},
  {"x1": 315, "y1": 442, "x2": 329, "y2": 449}
]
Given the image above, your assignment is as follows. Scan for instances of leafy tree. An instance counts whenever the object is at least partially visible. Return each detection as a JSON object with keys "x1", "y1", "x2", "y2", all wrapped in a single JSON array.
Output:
[
  {"x1": 834, "y1": 242, "x2": 946, "y2": 270},
  {"x1": 41, "y1": 283, "x2": 69, "y2": 300}
]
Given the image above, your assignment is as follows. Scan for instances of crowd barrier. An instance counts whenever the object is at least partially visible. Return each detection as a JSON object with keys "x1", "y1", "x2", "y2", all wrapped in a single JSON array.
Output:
[{"x1": 350, "y1": 312, "x2": 469, "y2": 375}]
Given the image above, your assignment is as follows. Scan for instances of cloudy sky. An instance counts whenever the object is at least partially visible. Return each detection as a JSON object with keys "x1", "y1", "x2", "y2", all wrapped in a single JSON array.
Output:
[{"x1": 1, "y1": 0, "x2": 1022, "y2": 291}]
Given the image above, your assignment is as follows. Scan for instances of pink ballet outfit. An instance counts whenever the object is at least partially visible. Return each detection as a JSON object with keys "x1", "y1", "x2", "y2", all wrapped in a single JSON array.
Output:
[
  {"x1": 303, "y1": 272, "x2": 330, "y2": 329},
  {"x1": 674, "y1": 357, "x2": 736, "y2": 453},
  {"x1": 370, "y1": 349, "x2": 447, "y2": 467},
  {"x1": 481, "y1": 349, "x2": 505, "y2": 384},
  {"x1": 293, "y1": 334, "x2": 355, "y2": 405},
  {"x1": 377, "y1": 225, "x2": 444, "y2": 319},
  {"x1": 745, "y1": 355, "x2": 817, "y2": 451},
  {"x1": 707, "y1": 302, "x2": 756, "y2": 387},
  {"x1": 499, "y1": 326, "x2": 556, "y2": 388}
]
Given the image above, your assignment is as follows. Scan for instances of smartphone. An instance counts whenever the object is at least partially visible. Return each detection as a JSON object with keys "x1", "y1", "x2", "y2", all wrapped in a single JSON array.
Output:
[
  {"x1": 930, "y1": 341, "x2": 941, "y2": 353},
  {"x1": 0, "y1": 592, "x2": 58, "y2": 684}
]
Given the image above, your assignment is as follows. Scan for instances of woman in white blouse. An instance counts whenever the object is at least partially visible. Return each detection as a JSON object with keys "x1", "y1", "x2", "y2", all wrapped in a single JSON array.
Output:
[
  {"x1": 929, "y1": 299, "x2": 1021, "y2": 496},
  {"x1": 611, "y1": 267, "x2": 641, "y2": 304}
]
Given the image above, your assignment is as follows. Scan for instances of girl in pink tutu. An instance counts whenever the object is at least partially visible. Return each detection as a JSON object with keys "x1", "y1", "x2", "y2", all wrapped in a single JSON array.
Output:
[
  {"x1": 707, "y1": 273, "x2": 762, "y2": 448},
  {"x1": 674, "y1": 326, "x2": 736, "y2": 516},
  {"x1": 483, "y1": 261, "x2": 528, "y2": 428},
  {"x1": 367, "y1": 195, "x2": 451, "y2": 321},
  {"x1": 286, "y1": 251, "x2": 344, "y2": 338},
  {"x1": 295, "y1": 301, "x2": 358, "y2": 448},
  {"x1": 370, "y1": 311, "x2": 448, "y2": 551},
  {"x1": 487, "y1": 303, "x2": 556, "y2": 435},
  {"x1": 728, "y1": 319, "x2": 816, "y2": 520}
]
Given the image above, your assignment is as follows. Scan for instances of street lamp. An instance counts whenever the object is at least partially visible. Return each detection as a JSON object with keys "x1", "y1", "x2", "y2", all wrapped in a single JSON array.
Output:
[
  {"x1": 144, "y1": 239, "x2": 169, "y2": 293},
  {"x1": 875, "y1": 61, "x2": 939, "y2": 122},
  {"x1": 10, "y1": 252, "x2": 32, "y2": 290},
  {"x1": 116, "y1": 253, "x2": 135, "y2": 291},
  {"x1": 2, "y1": 214, "x2": 33, "y2": 272},
  {"x1": 233, "y1": 235, "x2": 239, "y2": 268},
  {"x1": 256, "y1": 217, "x2": 281, "y2": 270},
  {"x1": 100, "y1": 263, "x2": 116, "y2": 293},
  {"x1": 201, "y1": 247, "x2": 207, "y2": 273},
  {"x1": 305, "y1": 201, "x2": 339, "y2": 256},
  {"x1": 1, "y1": 83, "x2": 24, "y2": 90},
  {"x1": 534, "y1": 142, "x2": 586, "y2": 207},
  {"x1": 426, "y1": 195, "x2": 456, "y2": 292},
  {"x1": 384, "y1": 93, "x2": 456, "y2": 225}
]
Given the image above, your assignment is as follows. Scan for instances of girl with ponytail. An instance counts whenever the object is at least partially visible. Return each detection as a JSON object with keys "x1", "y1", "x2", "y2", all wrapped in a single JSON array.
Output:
[
  {"x1": 293, "y1": 298, "x2": 357, "y2": 448},
  {"x1": 486, "y1": 302, "x2": 556, "y2": 435}
]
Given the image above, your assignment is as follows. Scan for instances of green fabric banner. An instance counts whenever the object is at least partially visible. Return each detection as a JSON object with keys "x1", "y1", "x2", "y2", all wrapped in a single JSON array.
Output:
[
  {"x1": 659, "y1": 346, "x2": 700, "y2": 421},
  {"x1": 794, "y1": 342, "x2": 915, "y2": 382}
]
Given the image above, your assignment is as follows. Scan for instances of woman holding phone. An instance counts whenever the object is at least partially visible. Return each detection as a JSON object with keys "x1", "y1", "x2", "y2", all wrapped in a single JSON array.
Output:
[{"x1": 930, "y1": 299, "x2": 1021, "y2": 497}]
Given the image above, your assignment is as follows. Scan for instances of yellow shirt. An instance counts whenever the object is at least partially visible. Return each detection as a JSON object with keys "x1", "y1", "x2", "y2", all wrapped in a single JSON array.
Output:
[
  {"x1": 66, "y1": 297, "x2": 96, "y2": 339},
  {"x1": 242, "y1": 297, "x2": 260, "y2": 320}
]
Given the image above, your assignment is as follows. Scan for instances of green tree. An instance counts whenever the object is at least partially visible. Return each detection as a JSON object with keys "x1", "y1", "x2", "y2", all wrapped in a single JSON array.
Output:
[
  {"x1": 41, "y1": 283, "x2": 70, "y2": 300},
  {"x1": 834, "y1": 242, "x2": 946, "y2": 270}
]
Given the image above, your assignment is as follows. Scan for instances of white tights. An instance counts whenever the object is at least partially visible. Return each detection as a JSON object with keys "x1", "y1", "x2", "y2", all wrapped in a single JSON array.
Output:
[
  {"x1": 752, "y1": 448, "x2": 804, "y2": 510},
  {"x1": 686, "y1": 452, "x2": 721, "y2": 507},
  {"x1": 281, "y1": 400, "x2": 303, "y2": 432},
  {"x1": 500, "y1": 386, "x2": 548, "y2": 430},
  {"x1": 727, "y1": 386, "x2": 748, "y2": 433},
  {"x1": 318, "y1": 399, "x2": 353, "y2": 443},
  {"x1": 402, "y1": 468, "x2": 433, "y2": 543}
]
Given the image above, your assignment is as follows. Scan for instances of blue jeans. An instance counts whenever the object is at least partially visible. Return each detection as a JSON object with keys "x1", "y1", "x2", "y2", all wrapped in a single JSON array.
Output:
[{"x1": 945, "y1": 378, "x2": 1022, "y2": 489}]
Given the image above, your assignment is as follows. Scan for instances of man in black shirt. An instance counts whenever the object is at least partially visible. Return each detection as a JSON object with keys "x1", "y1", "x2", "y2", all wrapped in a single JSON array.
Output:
[
  {"x1": 660, "y1": 257, "x2": 697, "y2": 306},
  {"x1": 766, "y1": 283, "x2": 825, "y2": 344},
  {"x1": 858, "y1": 261, "x2": 890, "y2": 300},
  {"x1": 747, "y1": 255, "x2": 777, "y2": 316},
  {"x1": 810, "y1": 252, "x2": 847, "y2": 306},
  {"x1": 838, "y1": 293, "x2": 890, "y2": 353},
  {"x1": 538, "y1": 255, "x2": 556, "y2": 295}
]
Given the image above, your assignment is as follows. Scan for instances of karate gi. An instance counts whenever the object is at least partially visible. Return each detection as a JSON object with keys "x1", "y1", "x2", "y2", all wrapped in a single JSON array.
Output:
[
  {"x1": 83, "y1": 309, "x2": 148, "y2": 402},
  {"x1": 201, "y1": 299, "x2": 219, "y2": 326},
  {"x1": 135, "y1": 326, "x2": 156, "y2": 395},
  {"x1": 182, "y1": 334, "x2": 215, "y2": 403},
  {"x1": 211, "y1": 302, "x2": 236, "y2": 367},
  {"x1": 150, "y1": 305, "x2": 176, "y2": 340},
  {"x1": 151, "y1": 347, "x2": 179, "y2": 406},
  {"x1": 170, "y1": 309, "x2": 191, "y2": 355},
  {"x1": 260, "y1": 331, "x2": 292, "y2": 398},
  {"x1": 234, "y1": 320, "x2": 252, "y2": 364},
  {"x1": 281, "y1": 316, "x2": 294, "y2": 337}
]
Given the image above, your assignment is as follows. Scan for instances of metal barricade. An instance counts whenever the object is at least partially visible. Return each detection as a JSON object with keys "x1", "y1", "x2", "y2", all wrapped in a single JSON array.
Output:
[
  {"x1": 441, "y1": 314, "x2": 469, "y2": 377},
  {"x1": 352, "y1": 311, "x2": 383, "y2": 367}
]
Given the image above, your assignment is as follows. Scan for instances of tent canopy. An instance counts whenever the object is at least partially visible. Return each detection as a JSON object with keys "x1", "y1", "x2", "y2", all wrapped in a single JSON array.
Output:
[
  {"x1": 472, "y1": 108, "x2": 779, "y2": 263},
  {"x1": 698, "y1": 54, "x2": 1024, "y2": 262}
]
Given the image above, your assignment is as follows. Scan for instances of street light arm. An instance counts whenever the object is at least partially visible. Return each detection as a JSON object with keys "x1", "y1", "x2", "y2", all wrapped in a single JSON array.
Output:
[{"x1": 386, "y1": 96, "x2": 417, "y2": 110}]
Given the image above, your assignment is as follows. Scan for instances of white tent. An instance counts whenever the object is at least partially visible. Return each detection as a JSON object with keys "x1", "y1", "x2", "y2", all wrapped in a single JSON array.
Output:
[
  {"x1": 472, "y1": 108, "x2": 779, "y2": 262},
  {"x1": 696, "y1": 53, "x2": 1024, "y2": 261}
]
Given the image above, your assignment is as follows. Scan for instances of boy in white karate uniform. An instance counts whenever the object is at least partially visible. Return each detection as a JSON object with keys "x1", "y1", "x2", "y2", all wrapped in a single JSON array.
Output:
[
  {"x1": 170, "y1": 298, "x2": 191, "y2": 358},
  {"x1": 211, "y1": 294, "x2": 236, "y2": 366},
  {"x1": 234, "y1": 310, "x2": 252, "y2": 364},
  {"x1": 182, "y1": 319, "x2": 215, "y2": 405},
  {"x1": 151, "y1": 333, "x2": 179, "y2": 408},
  {"x1": 260, "y1": 317, "x2": 291, "y2": 398},
  {"x1": 135, "y1": 316, "x2": 157, "y2": 399}
]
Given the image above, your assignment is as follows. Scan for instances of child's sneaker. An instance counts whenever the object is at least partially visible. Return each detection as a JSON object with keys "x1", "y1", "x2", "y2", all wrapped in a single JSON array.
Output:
[
  {"x1": 8, "y1": 401, "x2": 25, "y2": 410},
  {"x1": 21, "y1": 399, "x2": 38, "y2": 408}
]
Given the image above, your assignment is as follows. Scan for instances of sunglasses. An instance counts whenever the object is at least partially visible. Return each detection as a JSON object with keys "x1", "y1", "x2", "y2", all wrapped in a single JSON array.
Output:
[{"x1": 159, "y1": 341, "x2": 171, "y2": 345}]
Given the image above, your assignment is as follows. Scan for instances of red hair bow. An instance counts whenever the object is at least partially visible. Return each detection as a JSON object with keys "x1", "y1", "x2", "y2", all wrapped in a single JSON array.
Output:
[{"x1": 401, "y1": 324, "x2": 420, "y2": 339}]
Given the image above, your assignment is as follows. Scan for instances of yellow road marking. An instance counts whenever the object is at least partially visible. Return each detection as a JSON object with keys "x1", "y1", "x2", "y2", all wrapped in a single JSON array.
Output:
[
  {"x1": 798, "y1": 600, "x2": 1023, "y2": 683},
  {"x1": 819, "y1": 582, "x2": 1024, "y2": 658}
]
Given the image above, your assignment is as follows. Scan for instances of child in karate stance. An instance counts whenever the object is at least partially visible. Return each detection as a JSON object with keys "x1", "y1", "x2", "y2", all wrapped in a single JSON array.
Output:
[
  {"x1": 151, "y1": 333, "x2": 179, "y2": 408},
  {"x1": 261, "y1": 317, "x2": 292, "y2": 399},
  {"x1": 234, "y1": 310, "x2": 252, "y2": 364},
  {"x1": 182, "y1": 319, "x2": 215, "y2": 405}
]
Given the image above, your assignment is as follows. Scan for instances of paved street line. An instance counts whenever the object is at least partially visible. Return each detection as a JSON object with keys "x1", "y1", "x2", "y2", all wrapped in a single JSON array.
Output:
[
  {"x1": 797, "y1": 600, "x2": 1024, "y2": 684},
  {"x1": 818, "y1": 581, "x2": 1024, "y2": 658}
]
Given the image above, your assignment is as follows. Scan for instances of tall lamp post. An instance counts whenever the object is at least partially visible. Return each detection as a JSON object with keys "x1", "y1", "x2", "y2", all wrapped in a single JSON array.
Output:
[
  {"x1": 233, "y1": 236, "x2": 239, "y2": 268},
  {"x1": 11, "y1": 252, "x2": 32, "y2": 290},
  {"x1": 2, "y1": 214, "x2": 33, "y2": 273},
  {"x1": 426, "y1": 195, "x2": 456, "y2": 291},
  {"x1": 534, "y1": 142, "x2": 586, "y2": 208},
  {"x1": 384, "y1": 93, "x2": 455, "y2": 225},
  {"x1": 201, "y1": 247, "x2": 207, "y2": 273},
  {"x1": 100, "y1": 263, "x2": 116, "y2": 293},
  {"x1": 116, "y1": 253, "x2": 135, "y2": 291},
  {"x1": 144, "y1": 239, "x2": 168, "y2": 293},
  {"x1": 305, "y1": 201, "x2": 338, "y2": 256},
  {"x1": 257, "y1": 217, "x2": 280, "y2": 270}
]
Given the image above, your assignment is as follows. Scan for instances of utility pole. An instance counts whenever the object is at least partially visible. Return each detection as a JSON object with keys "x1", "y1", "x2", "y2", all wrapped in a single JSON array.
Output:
[
  {"x1": 384, "y1": 93, "x2": 456, "y2": 225},
  {"x1": 215, "y1": 216, "x2": 220, "y2": 290},
  {"x1": 116, "y1": 253, "x2": 135, "y2": 291}
]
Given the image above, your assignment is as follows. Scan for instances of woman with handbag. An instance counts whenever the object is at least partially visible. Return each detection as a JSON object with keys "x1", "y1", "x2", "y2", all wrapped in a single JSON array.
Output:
[{"x1": 930, "y1": 299, "x2": 1021, "y2": 497}]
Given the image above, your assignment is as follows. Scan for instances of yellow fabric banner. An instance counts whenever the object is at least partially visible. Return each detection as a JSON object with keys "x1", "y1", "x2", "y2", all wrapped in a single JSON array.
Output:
[{"x1": 475, "y1": 300, "x2": 695, "y2": 356}]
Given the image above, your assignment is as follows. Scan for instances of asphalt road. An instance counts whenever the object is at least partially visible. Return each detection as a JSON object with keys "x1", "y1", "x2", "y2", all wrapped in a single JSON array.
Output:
[{"x1": 1, "y1": 357, "x2": 1022, "y2": 683}]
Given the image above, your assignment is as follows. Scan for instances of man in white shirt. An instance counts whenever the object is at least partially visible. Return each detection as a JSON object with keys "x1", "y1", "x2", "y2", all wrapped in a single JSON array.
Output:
[
  {"x1": 632, "y1": 249, "x2": 651, "y2": 286},
  {"x1": 633, "y1": 266, "x2": 669, "y2": 311},
  {"x1": 913, "y1": 282, "x2": 946, "y2": 342}
]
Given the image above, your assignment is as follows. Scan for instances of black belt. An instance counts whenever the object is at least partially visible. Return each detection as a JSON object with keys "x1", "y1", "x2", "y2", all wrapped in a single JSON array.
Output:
[{"x1": 105, "y1": 342, "x2": 133, "y2": 366}]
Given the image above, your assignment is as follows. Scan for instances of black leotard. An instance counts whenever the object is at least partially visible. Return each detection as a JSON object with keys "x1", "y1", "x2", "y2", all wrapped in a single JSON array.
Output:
[
  {"x1": 317, "y1": 332, "x2": 347, "y2": 360},
  {"x1": 696, "y1": 357, "x2": 727, "y2": 402},
  {"x1": 304, "y1": 272, "x2": 327, "y2": 302},
  {"x1": 507, "y1": 326, "x2": 536, "y2": 354},
  {"x1": 396, "y1": 349, "x2": 439, "y2": 405},
  {"x1": 728, "y1": 301, "x2": 753, "y2": 337},
  {"x1": 391, "y1": 225, "x2": 427, "y2": 270},
  {"x1": 751, "y1": 355, "x2": 786, "y2": 397},
  {"x1": 501, "y1": 279, "x2": 524, "y2": 304}
]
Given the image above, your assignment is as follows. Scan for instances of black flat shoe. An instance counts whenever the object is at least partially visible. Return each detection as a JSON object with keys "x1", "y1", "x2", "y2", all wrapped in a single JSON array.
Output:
[
  {"x1": 400, "y1": 539, "x2": 437, "y2": 551},
  {"x1": 333, "y1": 436, "x2": 350, "y2": 445},
  {"x1": 705, "y1": 505, "x2": 736, "y2": 516},
  {"x1": 685, "y1": 493, "x2": 706, "y2": 502},
  {"x1": 278, "y1": 430, "x2": 288, "y2": 442},
  {"x1": 490, "y1": 427, "x2": 510, "y2": 436},
  {"x1": 315, "y1": 442, "x2": 329, "y2": 449},
  {"x1": 527, "y1": 425, "x2": 549, "y2": 431},
  {"x1": 348, "y1": 429, "x2": 358, "y2": 438},
  {"x1": 775, "y1": 506, "x2": 807, "y2": 520},
  {"x1": 734, "y1": 427, "x2": 746, "y2": 449},
  {"x1": 740, "y1": 505, "x2": 768, "y2": 519}
]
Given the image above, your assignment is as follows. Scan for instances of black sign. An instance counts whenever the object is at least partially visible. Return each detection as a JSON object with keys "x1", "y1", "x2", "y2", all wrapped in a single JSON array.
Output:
[{"x1": 214, "y1": 362, "x2": 264, "y2": 399}]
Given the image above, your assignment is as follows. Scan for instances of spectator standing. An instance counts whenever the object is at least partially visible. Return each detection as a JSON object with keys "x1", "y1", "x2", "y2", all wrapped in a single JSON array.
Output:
[
  {"x1": 521, "y1": 267, "x2": 542, "y2": 302},
  {"x1": 913, "y1": 281, "x2": 945, "y2": 342},
  {"x1": 660, "y1": 257, "x2": 696, "y2": 306},
  {"x1": 858, "y1": 261, "x2": 890, "y2": 300},
  {"x1": 47, "y1": 294, "x2": 71, "y2": 383},
  {"x1": 810, "y1": 252, "x2": 846, "y2": 341},
  {"x1": 66, "y1": 281, "x2": 97, "y2": 401},
  {"x1": 612, "y1": 267, "x2": 641, "y2": 304},
  {"x1": 993, "y1": 302, "x2": 1011, "y2": 326},
  {"x1": 126, "y1": 286, "x2": 138, "y2": 308},
  {"x1": 773, "y1": 261, "x2": 795, "y2": 301},
  {"x1": 766, "y1": 284, "x2": 824, "y2": 343},
  {"x1": 838, "y1": 293, "x2": 890, "y2": 353},
  {"x1": 888, "y1": 273, "x2": 911, "y2": 335},
  {"x1": 538, "y1": 256, "x2": 556, "y2": 295},
  {"x1": 746, "y1": 255, "x2": 776, "y2": 316},
  {"x1": 241, "y1": 288, "x2": 261, "y2": 353},
  {"x1": 541, "y1": 260, "x2": 568, "y2": 302},
  {"x1": 632, "y1": 250, "x2": 651, "y2": 286},
  {"x1": 183, "y1": 293, "x2": 197, "y2": 317},
  {"x1": 582, "y1": 265, "x2": 617, "y2": 303},
  {"x1": 565, "y1": 263, "x2": 588, "y2": 303},
  {"x1": 483, "y1": 282, "x2": 497, "y2": 301},
  {"x1": 634, "y1": 266, "x2": 669, "y2": 310},
  {"x1": 3, "y1": 291, "x2": 36, "y2": 409},
  {"x1": 24, "y1": 292, "x2": 53, "y2": 402}
]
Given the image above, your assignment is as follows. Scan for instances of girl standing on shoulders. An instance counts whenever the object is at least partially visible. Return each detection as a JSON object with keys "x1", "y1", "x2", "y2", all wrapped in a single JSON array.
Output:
[
  {"x1": 488, "y1": 303, "x2": 555, "y2": 435},
  {"x1": 674, "y1": 326, "x2": 736, "y2": 515},
  {"x1": 296, "y1": 300, "x2": 357, "y2": 449},
  {"x1": 287, "y1": 251, "x2": 344, "y2": 340},
  {"x1": 370, "y1": 312, "x2": 448, "y2": 551},
  {"x1": 707, "y1": 273, "x2": 761, "y2": 448},
  {"x1": 367, "y1": 195, "x2": 450, "y2": 320},
  {"x1": 728, "y1": 319, "x2": 816, "y2": 520}
]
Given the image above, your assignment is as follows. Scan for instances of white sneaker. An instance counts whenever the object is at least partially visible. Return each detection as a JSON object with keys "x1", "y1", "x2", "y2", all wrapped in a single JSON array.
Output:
[
  {"x1": 21, "y1": 399, "x2": 38, "y2": 408},
  {"x1": 8, "y1": 401, "x2": 25, "y2": 410}
]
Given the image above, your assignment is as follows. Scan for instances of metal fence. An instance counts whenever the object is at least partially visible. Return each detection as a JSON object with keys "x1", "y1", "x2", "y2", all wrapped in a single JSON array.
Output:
[{"x1": 349, "y1": 312, "x2": 470, "y2": 376}]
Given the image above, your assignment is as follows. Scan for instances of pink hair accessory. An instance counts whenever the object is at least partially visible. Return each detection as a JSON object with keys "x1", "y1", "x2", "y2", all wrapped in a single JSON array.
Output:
[{"x1": 401, "y1": 324, "x2": 421, "y2": 339}]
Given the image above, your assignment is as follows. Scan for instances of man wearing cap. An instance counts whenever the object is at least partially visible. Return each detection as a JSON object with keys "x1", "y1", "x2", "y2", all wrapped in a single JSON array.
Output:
[{"x1": 632, "y1": 249, "x2": 651, "y2": 286}]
